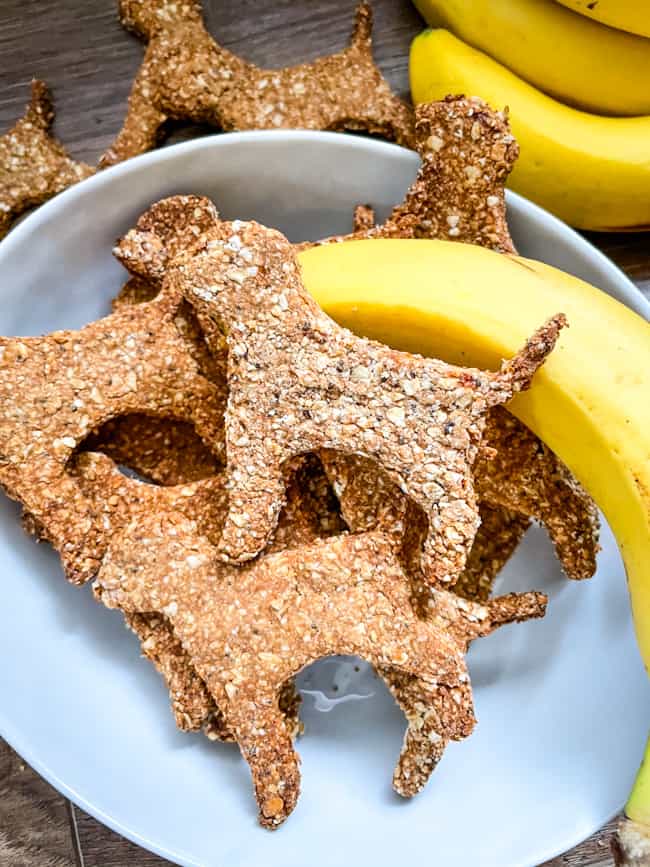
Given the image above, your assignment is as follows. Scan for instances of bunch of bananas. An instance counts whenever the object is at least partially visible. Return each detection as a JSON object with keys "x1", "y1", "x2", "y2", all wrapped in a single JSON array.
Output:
[{"x1": 409, "y1": 0, "x2": 650, "y2": 230}]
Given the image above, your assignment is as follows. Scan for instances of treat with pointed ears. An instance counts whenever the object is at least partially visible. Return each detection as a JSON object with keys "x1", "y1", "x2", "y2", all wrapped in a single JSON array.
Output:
[
  {"x1": 0, "y1": 286, "x2": 224, "y2": 583},
  {"x1": 95, "y1": 511, "x2": 546, "y2": 828},
  {"x1": 101, "y1": 0, "x2": 414, "y2": 168},
  {"x1": 312, "y1": 96, "x2": 517, "y2": 254},
  {"x1": 116, "y1": 199, "x2": 565, "y2": 583},
  {"x1": 0, "y1": 80, "x2": 93, "y2": 239}
]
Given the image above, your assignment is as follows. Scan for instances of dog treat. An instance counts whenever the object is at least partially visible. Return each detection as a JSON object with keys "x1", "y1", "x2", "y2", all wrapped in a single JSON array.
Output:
[
  {"x1": 454, "y1": 504, "x2": 531, "y2": 601},
  {"x1": 112, "y1": 167, "x2": 588, "y2": 590},
  {"x1": 68, "y1": 450, "x2": 339, "y2": 737},
  {"x1": 321, "y1": 405, "x2": 599, "y2": 592},
  {"x1": 116, "y1": 201, "x2": 564, "y2": 583},
  {"x1": 0, "y1": 80, "x2": 93, "y2": 239},
  {"x1": 312, "y1": 97, "x2": 517, "y2": 254},
  {"x1": 100, "y1": 0, "x2": 413, "y2": 168},
  {"x1": 474, "y1": 407, "x2": 600, "y2": 579},
  {"x1": 0, "y1": 287, "x2": 225, "y2": 583},
  {"x1": 95, "y1": 513, "x2": 546, "y2": 827},
  {"x1": 352, "y1": 204, "x2": 376, "y2": 233},
  {"x1": 302, "y1": 97, "x2": 597, "y2": 586}
]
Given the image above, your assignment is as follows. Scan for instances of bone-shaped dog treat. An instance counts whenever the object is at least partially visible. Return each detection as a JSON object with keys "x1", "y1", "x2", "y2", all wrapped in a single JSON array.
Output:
[
  {"x1": 100, "y1": 0, "x2": 413, "y2": 168},
  {"x1": 0, "y1": 80, "x2": 93, "y2": 239},
  {"x1": 0, "y1": 287, "x2": 224, "y2": 583},
  {"x1": 117, "y1": 205, "x2": 564, "y2": 582},
  {"x1": 94, "y1": 511, "x2": 546, "y2": 827}
]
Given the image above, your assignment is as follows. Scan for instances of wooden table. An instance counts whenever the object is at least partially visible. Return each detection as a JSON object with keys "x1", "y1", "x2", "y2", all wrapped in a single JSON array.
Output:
[{"x1": 0, "y1": 1, "x2": 648, "y2": 864}]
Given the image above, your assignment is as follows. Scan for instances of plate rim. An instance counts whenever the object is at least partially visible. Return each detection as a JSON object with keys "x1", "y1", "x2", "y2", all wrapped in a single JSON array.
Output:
[{"x1": 1, "y1": 129, "x2": 649, "y2": 320}]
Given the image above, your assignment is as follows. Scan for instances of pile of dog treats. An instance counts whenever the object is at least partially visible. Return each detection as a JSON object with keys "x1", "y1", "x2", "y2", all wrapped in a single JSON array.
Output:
[{"x1": 0, "y1": 95, "x2": 599, "y2": 828}]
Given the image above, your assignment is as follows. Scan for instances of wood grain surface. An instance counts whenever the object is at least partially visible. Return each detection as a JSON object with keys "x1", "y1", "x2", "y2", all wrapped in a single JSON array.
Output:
[{"x1": 0, "y1": 1, "x2": 648, "y2": 865}]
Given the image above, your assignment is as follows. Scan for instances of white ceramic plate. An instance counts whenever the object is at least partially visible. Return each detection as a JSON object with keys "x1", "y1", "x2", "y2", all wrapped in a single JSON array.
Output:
[{"x1": 1, "y1": 132, "x2": 649, "y2": 867}]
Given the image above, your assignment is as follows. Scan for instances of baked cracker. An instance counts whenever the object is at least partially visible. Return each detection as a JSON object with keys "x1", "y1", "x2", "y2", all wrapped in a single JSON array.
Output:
[
  {"x1": 115, "y1": 202, "x2": 565, "y2": 584},
  {"x1": 100, "y1": 0, "x2": 413, "y2": 167},
  {"x1": 95, "y1": 517, "x2": 545, "y2": 828},
  {"x1": 0, "y1": 281, "x2": 224, "y2": 583},
  {"x1": 0, "y1": 80, "x2": 93, "y2": 239}
]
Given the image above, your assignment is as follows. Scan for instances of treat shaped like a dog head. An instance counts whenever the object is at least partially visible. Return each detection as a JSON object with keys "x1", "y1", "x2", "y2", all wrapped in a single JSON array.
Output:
[{"x1": 310, "y1": 97, "x2": 518, "y2": 254}]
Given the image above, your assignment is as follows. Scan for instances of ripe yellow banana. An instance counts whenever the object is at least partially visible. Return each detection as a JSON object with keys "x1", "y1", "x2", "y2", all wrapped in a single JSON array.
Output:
[
  {"x1": 412, "y1": 0, "x2": 650, "y2": 116},
  {"x1": 298, "y1": 237, "x2": 650, "y2": 858},
  {"x1": 409, "y1": 28, "x2": 650, "y2": 231},
  {"x1": 554, "y1": 0, "x2": 650, "y2": 39}
]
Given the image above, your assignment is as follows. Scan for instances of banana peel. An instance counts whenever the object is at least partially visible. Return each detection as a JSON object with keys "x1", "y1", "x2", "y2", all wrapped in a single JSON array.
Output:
[
  {"x1": 553, "y1": 0, "x2": 650, "y2": 39},
  {"x1": 297, "y1": 238, "x2": 650, "y2": 858},
  {"x1": 409, "y1": 28, "x2": 650, "y2": 231},
  {"x1": 412, "y1": 0, "x2": 650, "y2": 116}
]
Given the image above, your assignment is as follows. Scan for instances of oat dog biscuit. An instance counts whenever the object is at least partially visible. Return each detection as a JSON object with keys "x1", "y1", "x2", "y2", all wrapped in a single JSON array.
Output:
[
  {"x1": 311, "y1": 97, "x2": 517, "y2": 254},
  {"x1": 101, "y1": 0, "x2": 413, "y2": 168},
  {"x1": 0, "y1": 80, "x2": 93, "y2": 239},
  {"x1": 306, "y1": 96, "x2": 598, "y2": 585},
  {"x1": 115, "y1": 191, "x2": 593, "y2": 589},
  {"x1": 474, "y1": 407, "x2": 600, "y2": 579},
  {"x1": 0, "y1": 288, "x2": 224, "y2": 583},
  {"x1": 454, "y1": 504, "x2": 531, "y2": 601},
  {"x1": 117, "y1": 202, "x2": 564, "y2": 582},
  {"x1": 71, "y1": 451, "x2": 338, "y2": 738},
  {"x1": 95, "y1": 517, "x2": 546, "y2": 827},
  {"x1": 322, "y1": 405, "x2": 598, "y2": 594}
]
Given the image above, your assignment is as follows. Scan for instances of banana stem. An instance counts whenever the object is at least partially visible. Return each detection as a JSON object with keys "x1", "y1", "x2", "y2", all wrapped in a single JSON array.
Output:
[{"x1": 614, "y1": 733, "x2": 650, "y2": 865}]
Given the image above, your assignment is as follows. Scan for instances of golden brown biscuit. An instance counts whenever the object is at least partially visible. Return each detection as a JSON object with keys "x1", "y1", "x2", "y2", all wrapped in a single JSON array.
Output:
[
  {"x1": 95, "y1": 512, "x2": 545, "y2": 828},
  {"x1": 68, "y1": 450, "x2": 341, "y2": 739},
  {"x1": 100, "y1": 0, "x2": 413, "y2": 167},
  {"x1": 311, "y1": 96, "x2": 517, "y2": 254},
  {"x1": 0, "y1": 283, "x2": 224, "y2": 583},
  {"x1": 115, "y1": 200, "x2": 565, "y2": 585},
  {"x1": 0, "y1": 80, "x2": 93, "y2": 239}
]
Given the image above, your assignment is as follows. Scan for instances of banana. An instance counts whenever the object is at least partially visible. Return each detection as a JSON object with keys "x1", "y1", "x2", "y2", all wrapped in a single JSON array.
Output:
[
  {"x1": 554, "y1": 0, "x2": 650, "y2": 39},
  {"x1": 412, "y1": 0, "x2": 650, "y2": 116},
  {"x1": 298, "y1": 236, "x2": 650, "y2": 858},
  {"x1": 409, "y1": 28, "x2": 650, "y2": 231}
]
